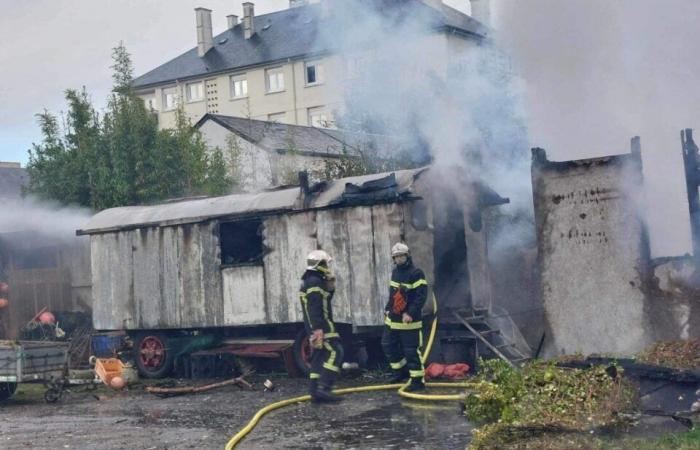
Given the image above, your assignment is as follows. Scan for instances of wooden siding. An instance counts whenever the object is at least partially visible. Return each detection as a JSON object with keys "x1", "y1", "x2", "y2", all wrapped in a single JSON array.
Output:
[{"x1": 222, "y1": 266, "x2": 266, "y2": 325}]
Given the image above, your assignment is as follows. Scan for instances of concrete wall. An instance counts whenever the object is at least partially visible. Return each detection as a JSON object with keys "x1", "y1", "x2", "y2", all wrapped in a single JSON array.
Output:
[
  {"x1": 532, "y1": 148, "x2": 652, "y2": 356},
  {"x1": 198, "y1": 119, "x2": 339, "y2": 191}
]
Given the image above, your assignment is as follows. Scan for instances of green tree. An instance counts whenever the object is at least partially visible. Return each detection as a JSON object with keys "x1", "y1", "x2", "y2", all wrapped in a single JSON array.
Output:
[{"x1": 25, "y1": 42, "x2": 233, "y2": 209}]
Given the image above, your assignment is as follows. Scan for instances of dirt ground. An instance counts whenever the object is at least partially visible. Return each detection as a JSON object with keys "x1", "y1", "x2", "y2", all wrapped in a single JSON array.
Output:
[{"x1": 0, "y1": 373, "x2": 474, "y2": 450}]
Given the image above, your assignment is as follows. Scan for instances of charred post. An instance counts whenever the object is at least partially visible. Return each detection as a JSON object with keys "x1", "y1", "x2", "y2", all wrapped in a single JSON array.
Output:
[{"x1": 681, "y1": 129, "x2": 700, "y2": 268}]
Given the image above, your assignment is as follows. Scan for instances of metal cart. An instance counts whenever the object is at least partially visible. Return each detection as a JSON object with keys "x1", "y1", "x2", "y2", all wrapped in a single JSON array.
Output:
[{"x1": 0, "y1": 340, "x2": 72, "y2": 403}]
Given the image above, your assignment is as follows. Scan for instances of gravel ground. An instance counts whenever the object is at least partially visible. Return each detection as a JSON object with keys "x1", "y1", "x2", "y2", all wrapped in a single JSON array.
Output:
[{"x1": 0, "y1": 373, "x2": 473, "y2": 450}]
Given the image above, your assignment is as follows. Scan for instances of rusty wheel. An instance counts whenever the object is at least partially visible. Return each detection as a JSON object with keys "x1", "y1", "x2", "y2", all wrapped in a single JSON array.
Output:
[
  {"x1": 134, "y1": 333, "x2": 174, "y2": 378},
  {"x1": 293, "y1": 328, "x2": 312, "y2": 376}
]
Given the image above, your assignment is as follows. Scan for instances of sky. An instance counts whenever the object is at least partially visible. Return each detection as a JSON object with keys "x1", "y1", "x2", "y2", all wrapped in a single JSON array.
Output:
[{"x1": 0, "y1": 0, "x2": 698, "y2": 256}]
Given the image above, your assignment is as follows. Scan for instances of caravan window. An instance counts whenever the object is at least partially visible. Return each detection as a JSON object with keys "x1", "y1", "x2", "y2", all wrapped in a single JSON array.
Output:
[{"x1": 220, "y1": 220, "x2": 263, "y2": 266}]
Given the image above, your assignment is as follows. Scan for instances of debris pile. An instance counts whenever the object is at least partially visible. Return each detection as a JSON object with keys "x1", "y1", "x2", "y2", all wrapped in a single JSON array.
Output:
[
  {"x1": 464, "y1": 359, "x2": 638, "y2": 449},
  {"x1": 636, "y1": 338, "x2": 700, "y2": 370}
]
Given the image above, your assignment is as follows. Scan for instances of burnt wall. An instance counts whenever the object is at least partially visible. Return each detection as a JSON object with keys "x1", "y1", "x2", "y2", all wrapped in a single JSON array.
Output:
[{"x1": 532, "y1": 147, "x2": 652, "y2": 356}]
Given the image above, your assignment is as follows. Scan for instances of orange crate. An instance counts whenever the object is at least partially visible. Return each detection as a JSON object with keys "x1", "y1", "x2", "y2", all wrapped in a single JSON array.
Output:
[{"x1": 94, "y1": 358, "x2": 124, "y2": 386}]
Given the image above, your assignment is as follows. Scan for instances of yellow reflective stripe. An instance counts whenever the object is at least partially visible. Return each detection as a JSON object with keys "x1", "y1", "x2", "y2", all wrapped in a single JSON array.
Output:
[
  {"x1": 322, "y1": 296, "x2": 335, "y2": 334},
  {"x1": 389, "y1": 279, "x2": 428, "y2": 290},
  {"x1": 384, "y1": 317, "x2": 423, "y2": 330},
  {"x1": 323, "y1": 363, "x2": 340, "y2": 372},
  {"x1": 309, "y1": 372, "x2": 320, "y2": 379},
  {"x1": 305, "y1": 286, "x2": 330, "y2": 297},
  {"x1": 409, "y1": 369, "x2": 425, "y2": 378},
  {"x1": 300, "y1": 294, "x2": 311, "y2": 325},
  {"x1": 390, "y1": 359, "x2": 407, "y2": 370},
  {"x1": 325, "y1": 332, "x2": 339, "y2": 339},
  {"x1": 408, "y1": 279, "x2": 427, "y2": 289},
  {"x1": 323, "y1": 342, "x2": 338, "y2": 372},
  {"x1": 417, "y1": 330, "x2": 424, "y2": 369}
]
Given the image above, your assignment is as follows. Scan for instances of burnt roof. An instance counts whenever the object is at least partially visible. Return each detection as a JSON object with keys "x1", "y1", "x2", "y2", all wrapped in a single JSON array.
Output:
[
  {"x1": 0, "y1": 165, "x2": 28, "y2": 200},
  {"x1": 132, "y1": 1, "x2": 487, "y2": 89}
]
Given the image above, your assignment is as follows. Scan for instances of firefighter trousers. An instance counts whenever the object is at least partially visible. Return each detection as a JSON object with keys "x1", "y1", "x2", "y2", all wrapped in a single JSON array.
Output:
[
  {"x1": 309, "y1": 337, "x2": 344, "y2": 388},
  {"x1": 381, "y1": 325, "x2": 425, "y2": 384}
]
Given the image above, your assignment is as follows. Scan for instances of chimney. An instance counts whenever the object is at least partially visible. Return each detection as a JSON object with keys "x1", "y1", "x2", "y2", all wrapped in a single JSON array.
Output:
[
  {"x1": 227, "y1": 14, "x2": 238, "y2": 29},
  {"x1": 243, "y1": 2, "x2": 255, "y2": 39},
  {"x1": 469, "y1": 0, "x2": 491, "y2": 26},
  {"x1": 195, "y1": 8, "x2": 213, "y2": 57}
]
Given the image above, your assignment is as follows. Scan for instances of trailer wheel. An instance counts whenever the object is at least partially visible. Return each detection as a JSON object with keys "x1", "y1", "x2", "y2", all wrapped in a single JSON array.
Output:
[
  {"x1": 0, "y1": 382, "x2": 17, "y2": 402},
  {"x1": 293, "y1": 328, "x2": 312, "y2": 376},
  {"x1": 134, "y1": 333, "x2": 174, "y2": 378}
]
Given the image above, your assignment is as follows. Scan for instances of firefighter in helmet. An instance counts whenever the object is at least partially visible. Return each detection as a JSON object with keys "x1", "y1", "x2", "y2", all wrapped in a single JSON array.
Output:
[
  {"x1": 300, "y1": 250, "x2": 344, "y2": 402},
  {"x1": 382, "y1": 242, "x2": 428, "y2": 391}
]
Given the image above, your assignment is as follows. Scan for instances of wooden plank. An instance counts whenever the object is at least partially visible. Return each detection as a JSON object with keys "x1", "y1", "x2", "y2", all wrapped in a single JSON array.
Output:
[
  {"x1": 263, "y1": 212, "x2": 317, "y2": 323},
  {"x1": 161, "y1": 226, "x2": 182, "y2": 328},
  {"x1": 132, "y1": 227, "x2": 162, "y2": 328},
  {"x1": 371, "y1": 203, "x2": 405, "y2": 317},
  {"x1": 178, "y1": 224, "x2": 207, "y2": 328},
  {"x1": 222, "y1": 265, "x2": 266, "y2": 325},
  {"x1": 199, "y1": 221, "x2": 223, "y2": 327}
]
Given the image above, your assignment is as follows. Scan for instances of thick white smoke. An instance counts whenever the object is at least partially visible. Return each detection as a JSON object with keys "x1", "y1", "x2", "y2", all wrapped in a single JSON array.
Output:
[
  {"x1": 492, "y1": 0, "x2": 700, "y2": 257},
  {"x1": 320, "y1": 0, "x2": 533, "y2": 246},
  {"x1": 0, "y1": 196, "x2": 91, "y2": 243}
]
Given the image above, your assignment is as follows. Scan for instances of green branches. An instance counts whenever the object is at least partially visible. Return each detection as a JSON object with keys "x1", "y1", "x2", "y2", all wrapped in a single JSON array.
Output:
[{"x1": 25, "y1": 43, "x2": 232, "y2": 210}]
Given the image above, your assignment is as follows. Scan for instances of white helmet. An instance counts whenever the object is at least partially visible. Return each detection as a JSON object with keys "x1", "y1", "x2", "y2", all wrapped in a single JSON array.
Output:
[
  {"x1": 306, "y1": 250, "x2": 333, "y2": 271},
  {"x1": 391, "y1": 242, "x2": 410, "y2": 257}
]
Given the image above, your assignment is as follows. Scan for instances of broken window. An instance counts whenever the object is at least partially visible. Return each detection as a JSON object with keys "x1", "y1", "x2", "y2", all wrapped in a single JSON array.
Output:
[
  {"x1": 305, "y1": 60, "x2": 324, "y2": 85},
  {"x1": 219, "y1": 219, "x2": 264, "y2": 266}
]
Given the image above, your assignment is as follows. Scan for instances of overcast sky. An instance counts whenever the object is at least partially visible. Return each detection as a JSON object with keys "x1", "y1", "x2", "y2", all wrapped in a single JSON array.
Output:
[{"x1": 1, "y1": 0, "x2": 698, "y2": 256}]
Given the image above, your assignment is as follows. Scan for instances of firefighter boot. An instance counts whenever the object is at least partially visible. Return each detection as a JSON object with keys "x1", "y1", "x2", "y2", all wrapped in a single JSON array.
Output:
[
  {"x1": 312, "y1": 384, "x2": 343, "y2": 403},
  {"x1": 389, "y1": 367, "x2": 409, "y2": 383},
  {"x1": 404, "y1": 379, "x2": 425, "y2": 392},
  {"x1": 309, "y1": 379, "x2": 319, "y2": 397}
]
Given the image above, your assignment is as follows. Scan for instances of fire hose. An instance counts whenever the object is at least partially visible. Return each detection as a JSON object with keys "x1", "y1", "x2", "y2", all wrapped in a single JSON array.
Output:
[{"x1": 224, "y1": 294, "x2": 476, "y2": 450}]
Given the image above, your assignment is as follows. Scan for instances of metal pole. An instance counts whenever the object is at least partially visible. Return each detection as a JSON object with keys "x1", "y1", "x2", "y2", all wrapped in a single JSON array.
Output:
[{"x1": 681, "y1": 129, "x2": 700, "y2": 267}]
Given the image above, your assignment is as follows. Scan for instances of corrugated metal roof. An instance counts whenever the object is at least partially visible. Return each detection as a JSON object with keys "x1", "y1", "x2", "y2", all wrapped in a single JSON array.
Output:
[
  {"x1": 77, "y1": 168, "x2": 426, "y2": 235},
  {"x1": 132, "y1": 2, "x2": 487, "y2": 89}
]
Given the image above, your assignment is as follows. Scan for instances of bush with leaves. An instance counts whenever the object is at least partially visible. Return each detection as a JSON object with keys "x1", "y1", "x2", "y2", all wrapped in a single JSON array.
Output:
[{"x1": 465, "y1": 359, "x2": 639, "y2": 449}]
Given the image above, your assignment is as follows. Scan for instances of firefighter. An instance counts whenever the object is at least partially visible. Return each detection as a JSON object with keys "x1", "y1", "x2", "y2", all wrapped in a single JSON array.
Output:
[
  {"x1": 299, "y1": 250, "x2": 344, "y2": 402},
  {"x1": 382, "y1": 242, "x2": 428, "y2": 391}
]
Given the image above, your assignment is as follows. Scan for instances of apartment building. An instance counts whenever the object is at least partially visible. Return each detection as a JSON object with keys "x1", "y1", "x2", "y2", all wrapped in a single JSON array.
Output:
[{"x1": 132, "y1": 0, "x2": 489, "y2": 131}]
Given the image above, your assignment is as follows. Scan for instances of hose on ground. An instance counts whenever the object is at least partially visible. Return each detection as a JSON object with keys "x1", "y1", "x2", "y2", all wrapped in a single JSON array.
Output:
[{"x1": 225, "y1": 294, "x2": 473, "y2": 450}]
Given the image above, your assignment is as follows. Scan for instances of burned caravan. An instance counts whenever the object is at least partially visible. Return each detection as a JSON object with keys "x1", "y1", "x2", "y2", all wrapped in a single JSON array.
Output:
[{"x1": 78, "y1": 167, "x2": 508, "y2": 377}]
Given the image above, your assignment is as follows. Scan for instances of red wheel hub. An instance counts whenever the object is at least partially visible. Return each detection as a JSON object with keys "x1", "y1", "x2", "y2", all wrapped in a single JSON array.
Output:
[
  {"x1": 300, "y1": 337, "x2": 312, "y2": 368},
  {"x1": 139, "y1": 336, "x2": 166, "y2": 369}
]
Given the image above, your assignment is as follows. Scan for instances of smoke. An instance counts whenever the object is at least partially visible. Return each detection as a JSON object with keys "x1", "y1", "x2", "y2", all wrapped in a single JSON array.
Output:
[
  {"x1": 320, "y1": 0, "x2": 534, "y2": 250},
  {"x1": 492, "y1": 0, "x2": 700, "y2": 257},
  {"x1": 0, "y1": 196, "x2": 91, "y2": 243}
]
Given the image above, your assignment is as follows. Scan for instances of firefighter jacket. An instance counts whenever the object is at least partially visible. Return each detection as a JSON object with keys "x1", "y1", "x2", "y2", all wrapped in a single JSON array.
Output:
[
  {"x1": 300, "y1": 270, "x2": 339, "y2": 338},
  {"x1": 384, "y1": 259, "x2": 428, "y2": 330}
]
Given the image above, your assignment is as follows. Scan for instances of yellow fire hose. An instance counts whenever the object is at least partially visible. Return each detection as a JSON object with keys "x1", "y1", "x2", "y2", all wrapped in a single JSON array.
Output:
[{"x1": 225, "y1": 295, "x2": 475, "y2": 450}]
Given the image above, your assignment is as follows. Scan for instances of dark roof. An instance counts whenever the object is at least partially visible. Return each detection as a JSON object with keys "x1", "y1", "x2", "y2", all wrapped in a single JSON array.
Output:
[
  {"x1": 132, "y1": 1, "x2": 488, "y2": 89},
  {"x1": 196, "y1": 113, "x2": 411, "y2": 157},
  {"x1": 0, "y1": 165, "x2": 28, "y2": 200}
]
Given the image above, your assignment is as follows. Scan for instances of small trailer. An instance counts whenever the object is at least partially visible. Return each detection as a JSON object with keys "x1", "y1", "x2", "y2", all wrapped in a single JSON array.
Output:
[
  {"x1": 78, "y1": 167, "x2": 511, "y2": 377},
  {"x1": 0, "y1": 340, "x2": 69, "y2": 403}
]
